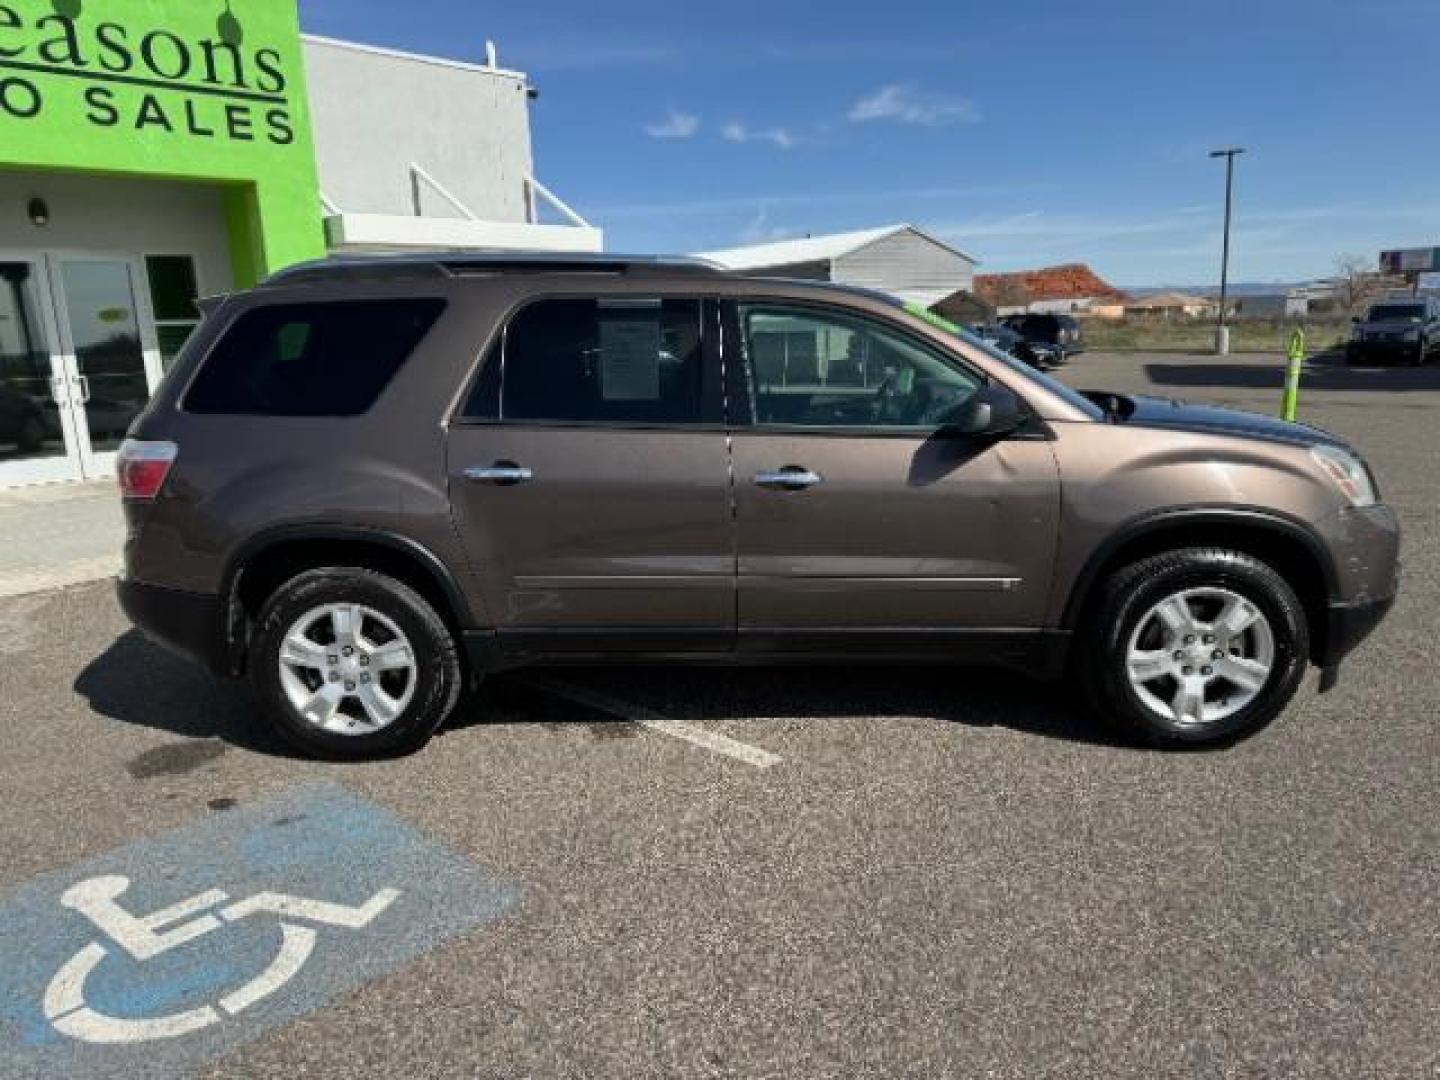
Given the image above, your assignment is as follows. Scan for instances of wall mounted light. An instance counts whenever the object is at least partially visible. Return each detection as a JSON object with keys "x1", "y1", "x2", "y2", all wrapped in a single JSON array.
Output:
[{"x1": 27, "y1": 198, "x2": 50, "y2": 228}]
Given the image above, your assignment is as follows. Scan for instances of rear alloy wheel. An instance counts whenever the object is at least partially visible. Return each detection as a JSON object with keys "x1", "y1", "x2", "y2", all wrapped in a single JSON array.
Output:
[
  {"x1": 276, "y1": 603, "x2": 420, "y2": 735},
  {"x1": 1081, "y1": 549, "x2": 1309, "y2": 746},
  {"x1": 250, "y1": 568, "x2": 462, "y2": 759}
]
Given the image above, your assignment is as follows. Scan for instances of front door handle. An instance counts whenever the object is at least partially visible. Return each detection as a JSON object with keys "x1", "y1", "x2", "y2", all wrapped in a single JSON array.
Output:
[
  {"x1": 464, "y1": 462, "x2": 534, "y2": 486},
  {"x1": 754, "y1": 467, "x2": 823, "y2": 491}
]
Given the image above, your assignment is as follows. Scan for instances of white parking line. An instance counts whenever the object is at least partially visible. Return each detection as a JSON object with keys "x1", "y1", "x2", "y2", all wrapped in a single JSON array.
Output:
[{"x1": 523, "y1": 677, "x2": 782, "y2": 770}]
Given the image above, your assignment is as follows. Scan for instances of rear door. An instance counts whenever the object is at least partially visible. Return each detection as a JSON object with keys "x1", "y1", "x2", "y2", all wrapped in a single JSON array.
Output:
[
  {"x1": 446, "y1": 294, "x2": 734, "y2": 654},
  {"x1": 725, "y1": 299, "x2": 1061, "y2": 655}
]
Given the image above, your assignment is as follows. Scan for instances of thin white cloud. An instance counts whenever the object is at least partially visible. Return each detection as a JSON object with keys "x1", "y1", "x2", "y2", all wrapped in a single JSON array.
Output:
[
  {"x1": 848, "y1": 83, "x2": 980, "y2": 126},
  {"x1": 645, "y1": 108, "x2": 700, "y2": 140},
  {"x1": 721, "y1": 121, "x2": 796, "y2": 149}
]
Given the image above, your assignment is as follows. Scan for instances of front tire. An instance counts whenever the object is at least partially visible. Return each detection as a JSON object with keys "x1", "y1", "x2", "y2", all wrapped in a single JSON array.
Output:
[
  {"x1": 249, "y1": 568, "x2": 462, "y2": 760},
  {"x1": 1079, "y1": 549, "x2": 1309, "y2": 747}
]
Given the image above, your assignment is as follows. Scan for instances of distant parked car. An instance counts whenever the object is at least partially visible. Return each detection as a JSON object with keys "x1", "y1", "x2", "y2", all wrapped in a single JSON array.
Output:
[
  {"x1": 1347, "y1": 299, "x2": 1440, "y2": 366},
  {"x1": 966, "y1": 323, "x2": 1058, "y2": 369},
  {"x1": 1003, "y1": 312, "x2": 1084, "y2": 361}
]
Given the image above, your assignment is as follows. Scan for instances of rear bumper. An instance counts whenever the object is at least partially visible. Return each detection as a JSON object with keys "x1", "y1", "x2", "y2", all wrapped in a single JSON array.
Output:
[{"x1": 117, "y1": 576, "x2": 228, "y2": 677}]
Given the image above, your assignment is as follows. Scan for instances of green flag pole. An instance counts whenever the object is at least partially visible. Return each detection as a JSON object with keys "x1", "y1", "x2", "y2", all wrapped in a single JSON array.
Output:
[{"x1": 1281, "y1": 328, "x2": 1305, "y2": 422}]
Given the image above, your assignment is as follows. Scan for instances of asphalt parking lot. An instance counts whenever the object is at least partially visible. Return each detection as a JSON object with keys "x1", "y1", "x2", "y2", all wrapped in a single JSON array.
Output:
[{"x1": 1, "y1": 350, "x2": 1437, "y2": 1079}]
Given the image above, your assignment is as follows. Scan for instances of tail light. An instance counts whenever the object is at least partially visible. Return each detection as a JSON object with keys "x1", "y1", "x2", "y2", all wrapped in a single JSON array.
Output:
[{"x1": 117, "y1": 439, "x2": 178, "y2": 500}]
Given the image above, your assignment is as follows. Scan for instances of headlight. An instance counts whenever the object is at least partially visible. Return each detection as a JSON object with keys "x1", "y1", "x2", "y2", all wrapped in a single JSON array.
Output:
[
  {"x1": 1311, "y1": 445, "x2": 1379, "y2": 507},
  {"x1": 1402, "y1": 329, "x2": 1421, "y2": 342}
]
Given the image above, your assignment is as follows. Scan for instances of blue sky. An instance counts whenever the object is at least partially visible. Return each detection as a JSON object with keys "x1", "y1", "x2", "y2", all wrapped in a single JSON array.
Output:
[{"x1": 302, "y1": 0, "x2": 1436, "y2": 285}]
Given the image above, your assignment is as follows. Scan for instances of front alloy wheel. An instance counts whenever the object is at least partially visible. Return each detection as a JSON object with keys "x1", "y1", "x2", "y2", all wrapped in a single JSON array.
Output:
[
  {"x1": 1081, "y1": 548, "x2": 1309, "y2": 746},
  {"x1": 1125, "y1": 588, "x2": 1275, "y2": 728}
]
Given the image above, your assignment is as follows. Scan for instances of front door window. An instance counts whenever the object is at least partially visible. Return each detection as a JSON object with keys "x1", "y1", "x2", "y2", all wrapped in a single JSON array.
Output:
[{"x1": 738, "y1": 304, "x2": 983, "y2": 430}]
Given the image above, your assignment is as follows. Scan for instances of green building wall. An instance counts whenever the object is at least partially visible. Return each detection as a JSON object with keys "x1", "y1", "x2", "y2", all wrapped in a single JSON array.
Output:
[{"x1": 0, "y1": 0, "x2": 324, "y2": 285}]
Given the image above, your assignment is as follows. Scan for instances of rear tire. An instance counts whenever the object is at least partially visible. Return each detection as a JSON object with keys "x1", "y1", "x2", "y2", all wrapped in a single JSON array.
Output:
[
  {"x1": 249, "y1": 568, "x2": 462, "y2": 760},
  {"x1": 1078, "y1": 548, "x2": 1309, "y2": 747}
]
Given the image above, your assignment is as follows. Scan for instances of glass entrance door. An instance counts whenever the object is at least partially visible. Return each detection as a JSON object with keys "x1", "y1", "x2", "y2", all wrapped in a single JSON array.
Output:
[
  {"x1": 0, "y1": 257, "x2": 80, "y2": 486},
  {"x1": 45, "y1": 255, "x2": 164, "y2": 480},
  {"x1": 0, "y1": 253, "x2": 163, "y2": 486}
]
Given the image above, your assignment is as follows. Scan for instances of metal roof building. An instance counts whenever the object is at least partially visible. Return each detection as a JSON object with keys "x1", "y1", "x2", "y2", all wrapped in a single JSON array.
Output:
[{"x1": 696, "y1": 225, "x2": 978, "y2": 308}]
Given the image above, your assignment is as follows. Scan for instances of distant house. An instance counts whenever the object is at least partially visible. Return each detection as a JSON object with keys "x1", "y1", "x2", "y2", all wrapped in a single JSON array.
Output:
[
  {"x1": 1230, "y1": 294, "x2": 1291, "y2": 319},
  {"x1": 696, "y1": 224, "x2": 978, "y2": 308},
  {"x1": 1124, "y1": 292, "x2": 1218, "y2": 320},
  {"x1": 930, "y1": 289, "x2": 994, "y2": 326},
  {"x1": 973, "y1": 264, "x2": 1127, "y2": 317}
]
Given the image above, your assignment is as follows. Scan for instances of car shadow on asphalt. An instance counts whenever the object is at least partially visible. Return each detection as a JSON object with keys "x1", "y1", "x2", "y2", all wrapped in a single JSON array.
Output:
[
  {"x1": 467, "y1": 664, "x2": 1141, "y2": 751},
  {"x1": 73, "y1": 629, "x2": 304, "y2": 759},
  {"x1": 79, "y1": 632, "x2": 1147, "y2": 757},
  {"x1": 1144, "y1": 351, "x2": 1440, "y2": 394}
]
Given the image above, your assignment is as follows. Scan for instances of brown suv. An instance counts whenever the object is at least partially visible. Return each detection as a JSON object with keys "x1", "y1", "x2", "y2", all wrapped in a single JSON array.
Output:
[{"x1": 117, "y1": 254, "x2": 1399, "y2": 759}]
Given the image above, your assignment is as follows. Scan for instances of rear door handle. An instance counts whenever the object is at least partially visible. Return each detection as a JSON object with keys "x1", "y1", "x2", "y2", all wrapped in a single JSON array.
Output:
[
  {"x1": 754, "y1": 467, "x2": 823, "y2": 491},
  {"x1": 464, "y1": 462, "x2": 534, "y2": 486}
]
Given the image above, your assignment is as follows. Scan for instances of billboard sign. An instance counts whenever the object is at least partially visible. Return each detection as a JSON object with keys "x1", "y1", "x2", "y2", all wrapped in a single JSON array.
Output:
[{"x1": 1380, "y1": 248, "x2": 1440, "y2": 275}]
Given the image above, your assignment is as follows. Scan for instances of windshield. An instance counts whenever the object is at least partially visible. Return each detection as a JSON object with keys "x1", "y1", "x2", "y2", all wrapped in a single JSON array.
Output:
[
  {"x1": 1367, "y1": 304, "x2": 1425, "y2": 323},
  {"x1": 899, "y1": 302, "x2": 1106, "y2": 420}
]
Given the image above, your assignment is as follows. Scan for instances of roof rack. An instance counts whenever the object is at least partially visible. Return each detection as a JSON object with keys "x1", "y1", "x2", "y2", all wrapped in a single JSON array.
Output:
[{"x1": 264, "y1": 251, "x2": 726, "y2": 286}]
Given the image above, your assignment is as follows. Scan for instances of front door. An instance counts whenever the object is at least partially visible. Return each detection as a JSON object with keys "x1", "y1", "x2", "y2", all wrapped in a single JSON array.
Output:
[
  {"x1": 446, "y1": 294, "x2": 735, "y2": 653},
  {"x1": 726, "y1": 300, "x2": 1062, "y2": 654}
]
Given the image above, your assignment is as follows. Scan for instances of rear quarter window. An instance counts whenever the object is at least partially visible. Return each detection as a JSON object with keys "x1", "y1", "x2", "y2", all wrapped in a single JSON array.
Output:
[{"x1": 184, "y1": 298, "x2": 446, "y2": 416}]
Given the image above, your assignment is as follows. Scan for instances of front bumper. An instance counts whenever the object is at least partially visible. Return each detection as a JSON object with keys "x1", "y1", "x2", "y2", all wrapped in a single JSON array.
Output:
[
  {"x1": 1349, "y1": 340, "x2": 1422, "y2": 362},
  {"x1": 117, "y1": 577, "x2": 229, "y2": 677},
  {"x1": 1310, "y1": 503, "x2": 1400, "y2": 687},
  {"x1": 1319, "y1": 591, "x2": 1397, "y2": 668}
]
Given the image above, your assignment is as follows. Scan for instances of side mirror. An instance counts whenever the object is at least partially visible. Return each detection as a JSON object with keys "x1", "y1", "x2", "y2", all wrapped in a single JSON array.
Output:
[
  {"x1": 1351, "y1": 316, "x2": 1361, "y2": 324},
  {"x1": 938, "y1": 384, "x2": 1026, "y2": 437}
]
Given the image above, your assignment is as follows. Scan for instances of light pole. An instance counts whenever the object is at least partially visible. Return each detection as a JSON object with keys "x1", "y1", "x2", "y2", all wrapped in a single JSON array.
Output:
[{"x1": 1210, "y1": 147, "x2": 1245, "y2": 355}]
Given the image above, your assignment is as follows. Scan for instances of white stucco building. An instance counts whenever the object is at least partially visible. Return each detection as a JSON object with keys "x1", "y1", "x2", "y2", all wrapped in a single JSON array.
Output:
[
  {"x1": 304, "y1": 36, "x2": 602, "y2": 256},
  {"x1": 697, "y1": 225, "x2": 978, "y2": 308}
]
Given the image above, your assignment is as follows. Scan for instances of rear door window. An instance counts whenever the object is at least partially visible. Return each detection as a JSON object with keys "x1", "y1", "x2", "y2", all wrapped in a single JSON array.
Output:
[
  {"x1": 185, "y1": 298, "x2": 445, "y2": 416},
  {"x1": 463, "y1": 297, "x2": 710, "y2": 425}
]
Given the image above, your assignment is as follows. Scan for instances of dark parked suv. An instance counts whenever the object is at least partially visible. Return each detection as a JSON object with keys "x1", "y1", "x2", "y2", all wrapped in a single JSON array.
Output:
[
  {"x1": 1003, "y1": 312, "x2": 1084, "y2": 361},
  {"x1": 1347, "y1": 298, "x2": 1440, "y2": 366},
  {"x1": 119, "y1": 254, "x2": 1399, "y2": 759}
]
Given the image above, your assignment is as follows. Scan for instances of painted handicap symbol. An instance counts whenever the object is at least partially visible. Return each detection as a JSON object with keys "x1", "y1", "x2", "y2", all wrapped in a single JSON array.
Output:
[{"x1": 43, "y1": 874, "x2": 400, "y2": 1045}]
